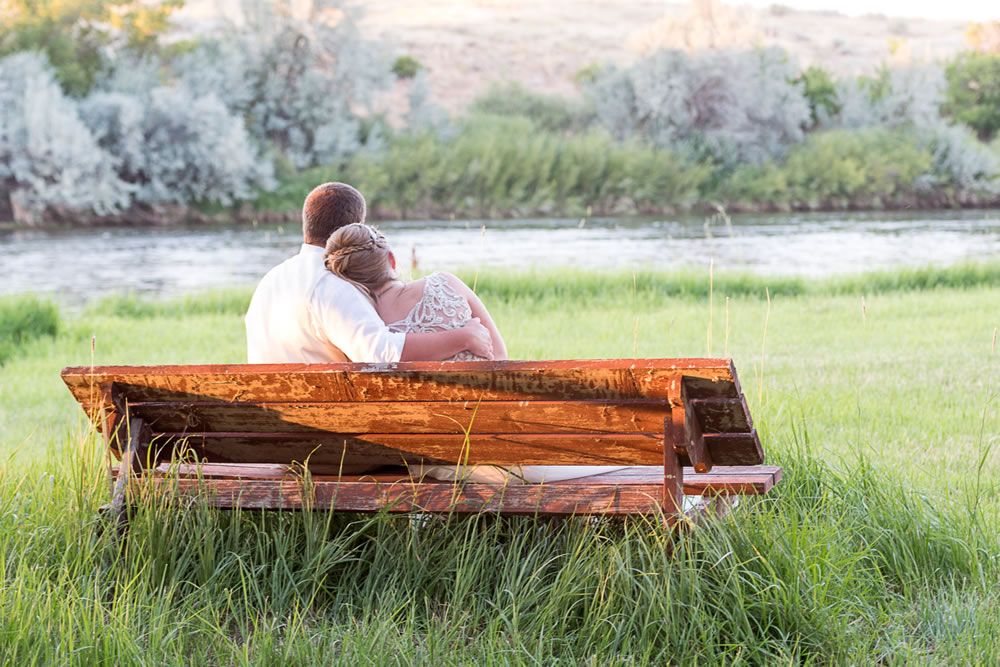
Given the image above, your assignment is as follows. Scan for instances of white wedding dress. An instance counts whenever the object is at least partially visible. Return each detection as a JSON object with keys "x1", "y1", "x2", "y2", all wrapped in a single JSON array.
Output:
[{"x1": 388, "y1": 272, "x2": 627, "y2": 484}]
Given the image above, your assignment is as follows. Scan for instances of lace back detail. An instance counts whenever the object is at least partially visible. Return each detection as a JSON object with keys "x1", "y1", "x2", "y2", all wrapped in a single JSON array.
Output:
[{"x1": 388, "y1": 273, "x2": 483, "y2": 361}]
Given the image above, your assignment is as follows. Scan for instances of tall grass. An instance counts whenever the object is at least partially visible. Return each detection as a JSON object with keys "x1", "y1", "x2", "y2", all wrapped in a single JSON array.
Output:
[
  {"x1": 0, "y1": 295, "x2": 59, "y2": 364},
  {"x1": 253, "y1": 119, "x2": 1000, "y2": 220},
  {"x1": 0, "y1": 437, "x2": 997, "y2": 662},
  {"x1": 2, "y1": 270, "x2": 999, "y2": 661},
  {"x1": 73, "y1": 261, "x2": 1000, "y2": 324},
  {"x1": 85, "y1": 289, "x2": 253, "y2": 319}
]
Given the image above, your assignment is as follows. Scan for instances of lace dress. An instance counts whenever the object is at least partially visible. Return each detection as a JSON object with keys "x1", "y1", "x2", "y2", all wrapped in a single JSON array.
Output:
[
  {"x1": 387, "y1": 272, "x2": 486, "y2": 362},
  {"x1": 392, "y1": 273, "x2": 629, "y2": 486}
]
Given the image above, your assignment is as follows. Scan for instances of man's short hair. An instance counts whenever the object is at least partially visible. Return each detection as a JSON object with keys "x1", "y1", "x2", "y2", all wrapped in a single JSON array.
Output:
[{"x1": 302, "y1": 182, "x2": 367, "y2": 245}]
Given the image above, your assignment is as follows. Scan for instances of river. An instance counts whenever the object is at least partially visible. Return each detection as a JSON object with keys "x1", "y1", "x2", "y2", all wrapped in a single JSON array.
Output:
[{"x1": 3, "y1": 210, "x2": 1000, "y2": 302}]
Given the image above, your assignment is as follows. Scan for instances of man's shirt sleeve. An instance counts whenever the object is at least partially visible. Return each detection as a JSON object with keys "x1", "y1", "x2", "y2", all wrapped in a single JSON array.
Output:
[{"x1": 311, "y1": 277, "x2": 405, "y2": 363}]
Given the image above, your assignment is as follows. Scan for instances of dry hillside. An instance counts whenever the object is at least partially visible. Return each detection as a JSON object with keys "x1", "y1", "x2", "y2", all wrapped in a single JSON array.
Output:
[{"x1": 179, "y1": 0, "x2": 972, "y2": 111}]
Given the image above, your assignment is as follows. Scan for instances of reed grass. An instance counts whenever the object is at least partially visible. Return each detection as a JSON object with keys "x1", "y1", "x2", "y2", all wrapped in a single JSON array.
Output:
[
  {"x1": 1, "y1": 269, "x2": 999, "y2": 662},
  {"x1": 253, "y1": 121, "x2": 1000, "y2": 219}
]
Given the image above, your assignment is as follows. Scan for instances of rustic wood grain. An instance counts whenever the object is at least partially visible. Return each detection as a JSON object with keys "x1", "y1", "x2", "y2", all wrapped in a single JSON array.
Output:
[
  {"x1": 104, "y1": 399, "x2": 672, "y2": 435},
  {"x1": 137, "y1": 475, "x2": 772, "y2": 512},
  {"x1": 681, "y1": 382, "x2": 712, "y2": 473},
  {"x1": 148, "y1": 432, "x2": 666, "y2": 466},
  {"x1": 66, "y1": 359, "x2": 779, "y2": 519},
  {"x1": 689, "y1": 397, "x2": 753, "y2": 433},
  {"x1": 127, "y1": 463, "x2": 782, "y2": 494},
  {"x1": 62, "y1": 359, "x2": 739, "y2": 404},
  {"x1": 703, "y1": 432, "x2": 764, "y2": 466},
  {"x1": 99, "y1": 428, "x2": 763, "y2": 469}
]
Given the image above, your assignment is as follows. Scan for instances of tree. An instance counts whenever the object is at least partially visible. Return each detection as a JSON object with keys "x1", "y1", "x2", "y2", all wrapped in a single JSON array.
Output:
[
  {"x1": 796, "y1": 66, "x2": 840, "y2": 129},
  {"x1": 0, "y1": 0, "x2": 183, "y2": 97},
  {"x1": 944, "y1": 51, "x2": 1000, "y2": 141}
]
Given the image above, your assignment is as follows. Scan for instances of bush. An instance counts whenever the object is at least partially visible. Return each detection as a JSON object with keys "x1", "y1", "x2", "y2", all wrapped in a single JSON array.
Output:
[
  {"x1": 172, "y1": 2, "x2": 391, "y2": 169},
  {"x1": 913, "y1": 123, "x2": 1000, "y2": 203},
  {"x1": 944, "y1": 51, "x2": 1000, "y2": 141},
  {"x1": 0, "y1": 295, "x2": 59, "y2": 364},
  {"x1": 469, "y1": 84, "x2": 595, "y2": 133},
  {"x1": 392, "y1": 55, "x2": 424, "y2": 79},
  {"x1": 344, "y1": 115, "x2": 710, "y2": 218},
  {"x1": 80, "y1": 88, "x2": 274, "y2": 206},
  {"x1": 590, "y1": 47, "x2": 811, "y2": 165},
  {"x1": 783, "y1": 128, "x2": 932, "y2": 208},
  {"x1": 0, "y1": 52, "x2": 132, "y2": 224},
  {"x1": 833, "y1": 65, "x2": 945, "y2": 130}
]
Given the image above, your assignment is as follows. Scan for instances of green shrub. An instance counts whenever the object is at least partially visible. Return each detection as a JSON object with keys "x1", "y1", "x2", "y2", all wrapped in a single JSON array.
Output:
[
  {"x1": 0, "y1": 295, "x2": 59, "y2": 363},
  {"x1": 796, "y1": 65, "x2": 841, "y2": 128},
  {"x1": 391, "y1": 55, "x2": 424, "y2": 79},
  {"x1": 783, "y1": 129, "x2": 932, "y2": 208},
  {"x1": 469, "y1": 83, "x2": 595, "y2": 133},
  {"x1": 945, "y1": 51, "x2": 1000, "y2": 141},
  {"x1": 343, "y1": 115, "x2": 709, "y2": 218}
]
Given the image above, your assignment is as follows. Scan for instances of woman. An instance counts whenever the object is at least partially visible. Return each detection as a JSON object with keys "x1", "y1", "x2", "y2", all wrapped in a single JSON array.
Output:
[
  {"x1": 323, "y1": 223, "x2": 507, "y2": 362},
  {"x1": 324, "y1": 223, "x2": 624, "y2": 484}
]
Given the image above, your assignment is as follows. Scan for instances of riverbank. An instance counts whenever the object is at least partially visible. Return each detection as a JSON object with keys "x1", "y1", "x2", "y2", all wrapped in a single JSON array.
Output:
[
  {"x1": 6, "y1": 120, "x2": 1000, "y2": 229},
  {"x1": 1, "y1": 269, "x2": 998, "y2": 661}
]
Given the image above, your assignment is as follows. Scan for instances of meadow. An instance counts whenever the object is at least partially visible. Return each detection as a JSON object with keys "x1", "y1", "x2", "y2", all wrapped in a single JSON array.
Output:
[{"x1": 0, "y1": 266, "x2": 998, "y2": 663}]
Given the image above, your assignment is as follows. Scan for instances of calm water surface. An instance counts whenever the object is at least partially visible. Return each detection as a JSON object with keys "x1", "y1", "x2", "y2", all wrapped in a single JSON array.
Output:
[{"x1": 3, "y1": 210, "x2": 1000, "y2": 302}]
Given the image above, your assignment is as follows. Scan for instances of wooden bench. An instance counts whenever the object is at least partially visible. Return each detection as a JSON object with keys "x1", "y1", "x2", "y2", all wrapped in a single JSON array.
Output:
[{"x1": 61, "y1": 359, "x2": 781, "y2": 525}]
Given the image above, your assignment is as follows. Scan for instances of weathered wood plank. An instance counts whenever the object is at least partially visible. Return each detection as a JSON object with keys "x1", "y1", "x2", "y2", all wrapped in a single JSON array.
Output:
[
  {"x1": 130, "y1": 465, "x2": 781, "y2": 513},
  {"x1": 704, "y1": 432, "x2": 764, "y2": 466},
  {"x1": 682, "y1": 383, "x2": 712, "y2": 473},
  {"x1": 129, "y1": 464, "x2": 783, "y2": 495},
  {"x1": 690, "y1": 397, "x2": 753, "y2": 433},
  {"x1": 149, "y1": 432, "x2": 667, "y2": 466},
  {"x1": 127, "y1": 430, "x2": 762, "y2": 469},
  {"x1": 152, "y1": 478, "x2": 666, "y2": 514},
  {"x1": 104, "y1": 399, "x2": 672, "y2": 435},
  {"x1": 62, "y1": 359, "x2": 740, "y2": 404}
]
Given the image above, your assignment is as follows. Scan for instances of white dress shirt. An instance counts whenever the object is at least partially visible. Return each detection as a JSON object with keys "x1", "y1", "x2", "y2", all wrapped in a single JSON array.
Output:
[{"x1": 245, "y1": 244, "x2": 405, "y2": 363}]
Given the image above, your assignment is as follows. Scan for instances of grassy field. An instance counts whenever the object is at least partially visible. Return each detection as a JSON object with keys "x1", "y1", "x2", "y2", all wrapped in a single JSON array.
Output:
[{"x1": 1, "y1": 268, "x2": 999, "y2": 663}]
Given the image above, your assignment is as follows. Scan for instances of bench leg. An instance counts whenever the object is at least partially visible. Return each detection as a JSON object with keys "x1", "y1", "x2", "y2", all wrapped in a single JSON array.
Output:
[
  {"x1": 663, "y1": 448, "x2": 684, "y2": 527},
  {"x1": 100, "y1": 417, "x2": 147, "y2": 545}
]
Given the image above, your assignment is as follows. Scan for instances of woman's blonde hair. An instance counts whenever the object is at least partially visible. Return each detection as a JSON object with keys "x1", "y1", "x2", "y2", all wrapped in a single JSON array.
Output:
[{"x1": 323, "y1": 223, "x2": 396, "y2": 302}]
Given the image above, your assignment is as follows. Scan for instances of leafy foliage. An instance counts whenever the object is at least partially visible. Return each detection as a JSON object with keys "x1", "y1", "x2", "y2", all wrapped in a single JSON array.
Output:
[
  {"x1": 470, "y1": 83, "x2": 595, "y2": 133},
  {"x1": 0, "y1": 52, "x2": 133, "y2": 223},
  {"x1": 591, "y1": 47, "x2": 811, "y2": 165},
  {"x1": 261, "y1": 116, "x2": 711, "y2": 218},
  {"x1": 944, "y1": 51, "x2": 1000, "y2": 141},
  {"x1": 391, "y1": 55, "x2": 423, "y2": 79},
  {"x1": 832, "y1": 65, "x2": 945, "y2": 130},
  {"x1": 913, "y1": 122, "x2": 1000, "y2": 201},
  {"x1": 0, "y1": 0, "x2": 182, "y2": 97},
  {"x1": 796, "y1": 66, "x2": 840, "y2": 129},
  {"x1": 80, "y1": 88, "x2": 274, "y2": 206},
  {"x1": 173, "y1": 0, "x2": 391, "y2": 169}
]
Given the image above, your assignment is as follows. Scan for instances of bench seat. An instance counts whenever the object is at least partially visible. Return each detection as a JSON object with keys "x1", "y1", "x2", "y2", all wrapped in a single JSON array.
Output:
[
  {"x1": 115, "y1": 463, "x2": 782, "y2": 514},
  {"x1": 63, "y1": 359, "x2": 781, "y2": 526}
]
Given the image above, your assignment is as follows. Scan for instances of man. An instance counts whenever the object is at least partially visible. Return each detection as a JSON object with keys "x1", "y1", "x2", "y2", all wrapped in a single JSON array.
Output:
[{"x1": 246, "y1": 182, "x2": 493, "y2": 363}]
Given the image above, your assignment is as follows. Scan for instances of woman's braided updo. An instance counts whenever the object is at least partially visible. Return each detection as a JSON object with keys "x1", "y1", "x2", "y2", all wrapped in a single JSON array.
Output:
[{"x1": 323, "y1": 223, "x2": 397, "y2": 302}]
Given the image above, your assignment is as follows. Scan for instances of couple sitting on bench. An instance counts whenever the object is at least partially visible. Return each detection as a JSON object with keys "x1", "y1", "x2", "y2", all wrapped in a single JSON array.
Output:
[{"x1": 245, "y1": 181, "x2": 625, "y2": 484}]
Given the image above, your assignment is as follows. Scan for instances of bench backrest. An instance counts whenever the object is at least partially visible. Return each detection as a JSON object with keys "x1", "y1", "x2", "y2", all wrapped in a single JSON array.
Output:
[{"x1": 61, "y1": 359, "x2": 763, "y2": 471}]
